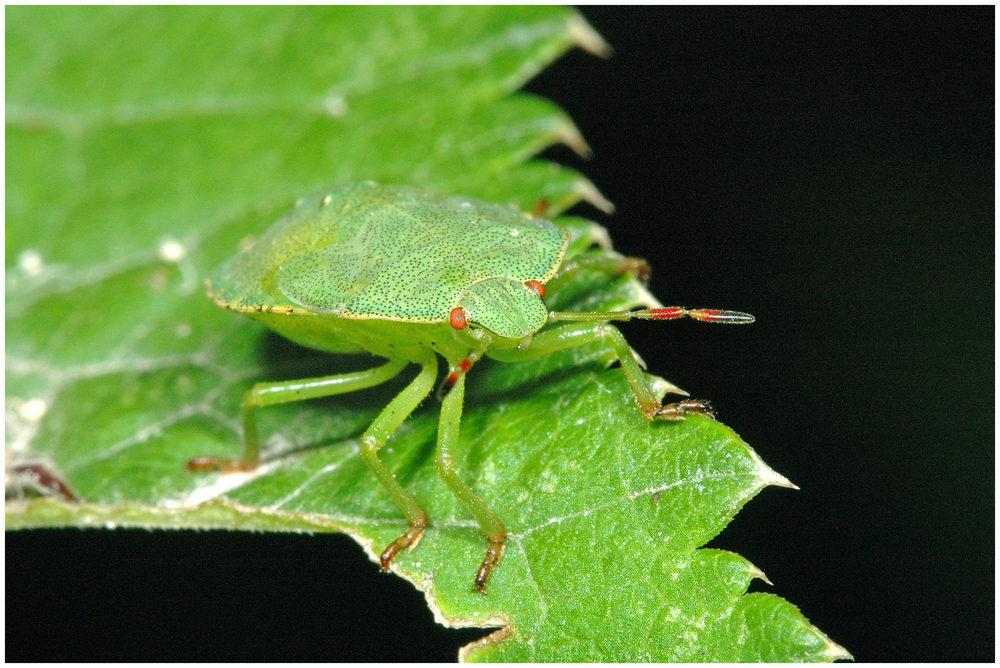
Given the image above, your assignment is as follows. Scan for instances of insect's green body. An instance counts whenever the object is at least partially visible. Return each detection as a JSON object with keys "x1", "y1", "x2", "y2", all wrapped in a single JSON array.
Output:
[
  {"x1": 195, "y1": 181, "x2": 753, "y2": 592},
  {"x1": 208, "y1": 182, "x2": 566, "y2": 362}
]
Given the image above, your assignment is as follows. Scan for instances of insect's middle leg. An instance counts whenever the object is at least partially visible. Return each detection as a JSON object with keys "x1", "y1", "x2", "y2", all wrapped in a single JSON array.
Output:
[
  {"x1": 188, "y1": 358, "x2": 410, "y2": 472},
  {"x1": 436, "y1": 373, "x2": 506, "y2": 593},
  {"x1": 487, "y1": 322, "x2": 712, "y2": 420},
  {"x1": 360, "y1": 357, "x2": 438, "y2": 570}
]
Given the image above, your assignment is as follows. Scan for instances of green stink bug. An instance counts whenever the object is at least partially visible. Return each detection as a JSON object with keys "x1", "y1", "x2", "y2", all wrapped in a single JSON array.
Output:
[{"x1": 190, "y1": 181, "x2": 753, "y2": 592}]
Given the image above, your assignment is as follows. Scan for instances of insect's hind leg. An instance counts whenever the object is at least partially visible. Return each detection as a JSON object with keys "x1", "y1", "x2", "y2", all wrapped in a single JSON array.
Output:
[
  {"x1": 487, "y1": 322, "x2": 713, "y2": 420},
  {"x1": 436, "y1": 373, "x2": 506, "y2": 593},
  {"x1": 188, "y1": 358, "x2": 410, "y2": 472}
]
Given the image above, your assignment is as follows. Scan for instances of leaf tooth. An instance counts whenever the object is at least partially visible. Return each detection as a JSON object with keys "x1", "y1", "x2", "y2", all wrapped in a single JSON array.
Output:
[
  {"x1": 744, "y1": 559, "x2": 773, "y2": 586},
  {"x1": 648, "y1": 374, "x2": 686, "y2": 400},
  {"x1": 572, "y1": 179, "x2": 615, "y2": 213},
  {"x1": 761, "y1": 465, "x2": 798, "y2": 491},
  {"x1": 815, "y1": 630, "x2": 854, "y2": 662},
  {"x1": 551, "y1": 117, "x2": 592, "y2": 159},
  {"x1": 567, "y1": 14, "x2": 612, "y2": 58},
  {"x1": 745, "y1": 446, "x2": 799, "y2": 491}
]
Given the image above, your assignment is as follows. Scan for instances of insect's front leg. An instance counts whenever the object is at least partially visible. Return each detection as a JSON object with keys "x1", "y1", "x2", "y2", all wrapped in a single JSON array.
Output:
[
  {"x1": 360, "y1": 357, "x2": 438, "y2": 569},
  {"x1": 435, "y1": 372, "x2": 506, "y2": 593},
  {"x1": 437, "y1": 326, "x2": 493, "y2": 399},
  {"x1": 187, "y1": 358, "x2": 410, "y2": 472},
  {"x1": 487, "y1": 322, "x2": 713, "y2": 420}
]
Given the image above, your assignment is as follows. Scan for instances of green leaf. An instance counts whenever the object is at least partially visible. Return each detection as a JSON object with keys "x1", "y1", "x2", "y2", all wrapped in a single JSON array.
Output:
[{"x1": 6, "y1": 7, "x2": 848, "y2": 662}]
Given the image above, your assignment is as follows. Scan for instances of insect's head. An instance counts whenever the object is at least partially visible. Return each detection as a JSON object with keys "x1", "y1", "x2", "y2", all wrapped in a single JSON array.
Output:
[{"x1": 449, "y1": 277, "x2": 547, "y2": 340}]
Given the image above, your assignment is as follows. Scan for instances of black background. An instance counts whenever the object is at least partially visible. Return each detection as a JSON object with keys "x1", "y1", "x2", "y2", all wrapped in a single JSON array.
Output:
[{"x1": 7, "y1": 7, "x2": 993, "y2": 662}]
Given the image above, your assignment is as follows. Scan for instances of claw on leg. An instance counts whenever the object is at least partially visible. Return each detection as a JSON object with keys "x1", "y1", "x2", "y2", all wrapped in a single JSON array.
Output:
[
  {"x1": 379, "y1": 525, "x2": 426, "y2": 570},
  {"x1": 473, "y1": 539, "x2": 506, "y2": 594},
  {"x1": 620, "y1": 256, "x2": 651, "y2": 284},
  {"x1": 655, "y1": 398, "x2": 715, "y2": 420}
]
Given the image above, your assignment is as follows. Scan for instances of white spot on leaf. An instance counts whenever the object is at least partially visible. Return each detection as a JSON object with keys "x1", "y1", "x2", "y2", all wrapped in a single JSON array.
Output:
[
  {"x1": 322, "y1": 94, "x2": 348, "y2": 117},
  {"x1": 17, "y1": 250, "x2": 44, "y2": 275},
  {"x1": 157, "y1": 237, "x2": 187, "y2": 263},
  {"x1": 19, "y1": 398, "x2": 48, "y2": 422}
]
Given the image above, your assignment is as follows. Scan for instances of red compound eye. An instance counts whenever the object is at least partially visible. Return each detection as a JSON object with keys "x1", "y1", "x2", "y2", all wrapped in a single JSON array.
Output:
[
  {"x1": 449, "y1": 307, "x2": 468, "y2": 330},
  {"x1": 524, "y1": 280, "x2": 545, "y2": 297}
]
